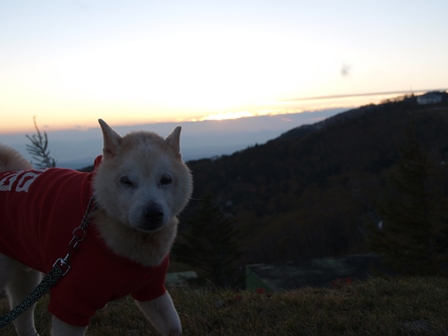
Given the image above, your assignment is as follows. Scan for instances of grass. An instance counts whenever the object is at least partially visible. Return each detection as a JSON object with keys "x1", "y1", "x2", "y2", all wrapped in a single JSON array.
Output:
[{"x1": 1, "y1": 277, "x2": 448, "y2": 335}]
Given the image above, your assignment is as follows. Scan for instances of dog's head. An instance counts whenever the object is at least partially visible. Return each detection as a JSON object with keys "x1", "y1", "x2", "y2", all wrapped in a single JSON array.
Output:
[{"x1": 93, "y1": 119, "x2": 193, "y2": 233}]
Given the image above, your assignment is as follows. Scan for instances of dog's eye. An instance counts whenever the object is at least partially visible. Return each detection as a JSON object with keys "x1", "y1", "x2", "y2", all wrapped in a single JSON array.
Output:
[
  {"x1": 119, "y1": 176, "x2": 135, "y2": 188},
  {"x1": 160, "y1": 174, "x2": 173, "y2": 185}
]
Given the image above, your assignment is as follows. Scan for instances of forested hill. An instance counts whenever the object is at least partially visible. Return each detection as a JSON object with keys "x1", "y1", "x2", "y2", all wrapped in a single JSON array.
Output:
[{"x1": 185, "y1": 92, "x2": 448, "y2": 264}]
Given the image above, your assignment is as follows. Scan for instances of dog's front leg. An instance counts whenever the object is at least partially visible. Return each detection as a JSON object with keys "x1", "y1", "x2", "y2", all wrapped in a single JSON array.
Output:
[
  {"x1": 51, "y1": 316, "x2": 88, "y2": 336},
  {"x1": 136, "y1": 291, "x2": 182, "y2": 336}
]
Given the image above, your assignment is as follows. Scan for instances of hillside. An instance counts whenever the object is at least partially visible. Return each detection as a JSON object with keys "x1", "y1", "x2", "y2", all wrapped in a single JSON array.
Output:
[{"x1": 185, "y1": 92, "x2": 448, "y2": 264}]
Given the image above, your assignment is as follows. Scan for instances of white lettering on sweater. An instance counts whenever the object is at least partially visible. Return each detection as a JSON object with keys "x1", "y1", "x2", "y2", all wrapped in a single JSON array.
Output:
[{"x1": 0, "y1": 170, "x2": 45, "y2": 192}]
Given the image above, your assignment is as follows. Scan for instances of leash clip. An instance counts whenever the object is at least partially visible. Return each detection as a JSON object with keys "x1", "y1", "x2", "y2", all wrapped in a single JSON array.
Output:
[
  {"x1": 68, "y1": 228, "x2": 85, "y2": 252},
  {"x1": 53, "y1": 257, "x2": 71, "y2": 276},
  {"x1": 52, "y1": 197, "x2": 97, "y2": 278}
]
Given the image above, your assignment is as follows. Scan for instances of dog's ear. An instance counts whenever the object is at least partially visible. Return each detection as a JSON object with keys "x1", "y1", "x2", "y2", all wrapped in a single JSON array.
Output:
[
  {"x1": 98, "y1": 119, "x2": 123, "y2": 159},
  {"x1": 165, "y1": 126, "x2": 182, "y2": 158}
]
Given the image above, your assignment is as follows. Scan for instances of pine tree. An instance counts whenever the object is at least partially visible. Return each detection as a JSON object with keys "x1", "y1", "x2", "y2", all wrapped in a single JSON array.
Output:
[
  {"x1": 367, "y1": 125, "x2": 448, "y2": 275},
  {"x1": 172, "y1": 195, "x2": 242, "y2": 287},
  {"x1": 26, "y1": 117, "x2": 56, "y2": 168}
]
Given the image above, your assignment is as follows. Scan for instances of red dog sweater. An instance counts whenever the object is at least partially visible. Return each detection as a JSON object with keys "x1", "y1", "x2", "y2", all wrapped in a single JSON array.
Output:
[{"x1": 0, "y1": 157, "x2": 168, "y2": 326}]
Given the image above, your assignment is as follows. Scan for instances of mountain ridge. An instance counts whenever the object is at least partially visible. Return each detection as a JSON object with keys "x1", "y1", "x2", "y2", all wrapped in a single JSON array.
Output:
[{"x1": 185, "y1": 92, "x2": 448, "y2": 264}]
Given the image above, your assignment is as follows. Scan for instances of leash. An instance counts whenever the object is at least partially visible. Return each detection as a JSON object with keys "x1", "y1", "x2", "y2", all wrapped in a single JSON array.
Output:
[{"x1": 0, "y1": 197, "x2": 97, "y2": 328}]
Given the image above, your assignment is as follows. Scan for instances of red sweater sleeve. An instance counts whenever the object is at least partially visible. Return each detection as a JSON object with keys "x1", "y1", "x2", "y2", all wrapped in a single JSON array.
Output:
[{"x1": 131, "y1": 256, "x2": 169, "y2": 302}]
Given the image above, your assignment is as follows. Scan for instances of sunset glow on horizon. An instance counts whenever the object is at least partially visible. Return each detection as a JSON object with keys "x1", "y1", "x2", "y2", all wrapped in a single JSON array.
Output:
[{"x1": 1, "y1": 1, "x2": 447, "y2": 134}]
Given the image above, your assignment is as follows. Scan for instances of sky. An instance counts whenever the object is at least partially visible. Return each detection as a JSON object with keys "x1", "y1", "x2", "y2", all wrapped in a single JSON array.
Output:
[{"x1": 1, "y1": 0, "x2": 448, "y2": 134}]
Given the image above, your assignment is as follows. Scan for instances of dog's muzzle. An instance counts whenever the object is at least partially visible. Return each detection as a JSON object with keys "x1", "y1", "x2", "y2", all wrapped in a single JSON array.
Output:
[{"x1": 139, "y1": 205, "x2": 164, "y2": 231}]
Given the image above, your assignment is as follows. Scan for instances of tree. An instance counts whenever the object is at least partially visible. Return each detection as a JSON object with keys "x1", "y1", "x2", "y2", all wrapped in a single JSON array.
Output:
[
  {"x1": 367, "y1": 125, "x2": 448, "y2": 276},
  {"x1": 26, "y1": 117, "x2": 56, "y2": 168},
  {"x1": 172, "y1": 195, "x2": 243, "y2": 287}
]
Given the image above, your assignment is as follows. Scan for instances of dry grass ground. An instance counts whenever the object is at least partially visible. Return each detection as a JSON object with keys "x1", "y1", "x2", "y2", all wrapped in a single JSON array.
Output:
[{"x1": 0, "y1": 276, "x2": 447, "y2": 335}]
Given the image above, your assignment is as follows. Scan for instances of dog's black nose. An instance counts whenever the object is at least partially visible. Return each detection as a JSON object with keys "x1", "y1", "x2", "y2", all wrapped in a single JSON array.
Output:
[{"x1": 142, "y1": 206, "x2": 164, "y2": 230}]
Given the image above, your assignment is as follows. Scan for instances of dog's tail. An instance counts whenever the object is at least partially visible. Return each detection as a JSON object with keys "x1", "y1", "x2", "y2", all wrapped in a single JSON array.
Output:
[{"x1": 0, "y1": 144, "x2": 33, "y2": 172}]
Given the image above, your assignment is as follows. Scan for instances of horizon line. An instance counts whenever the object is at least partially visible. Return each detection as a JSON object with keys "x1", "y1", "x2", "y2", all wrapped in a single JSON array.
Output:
[{"x1": 286, "y1": 88, "x2": 448, "y2": 102}]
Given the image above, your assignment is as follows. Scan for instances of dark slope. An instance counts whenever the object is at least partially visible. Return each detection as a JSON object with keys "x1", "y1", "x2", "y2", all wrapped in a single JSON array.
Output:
[{"x1": 186, "y1": 93, "x2": 448, "y2": 263}]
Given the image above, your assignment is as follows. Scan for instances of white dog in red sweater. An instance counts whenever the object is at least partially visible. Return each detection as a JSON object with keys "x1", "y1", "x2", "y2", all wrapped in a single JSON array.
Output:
[{"x1": 0, "y1": 119, "x2": 192, "y2": 336}]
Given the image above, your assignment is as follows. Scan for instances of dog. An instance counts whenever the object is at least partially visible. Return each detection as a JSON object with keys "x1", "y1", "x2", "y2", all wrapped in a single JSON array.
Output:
[{"x1": 0, "y1": 119, "x2": 193, "y2": 336}]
